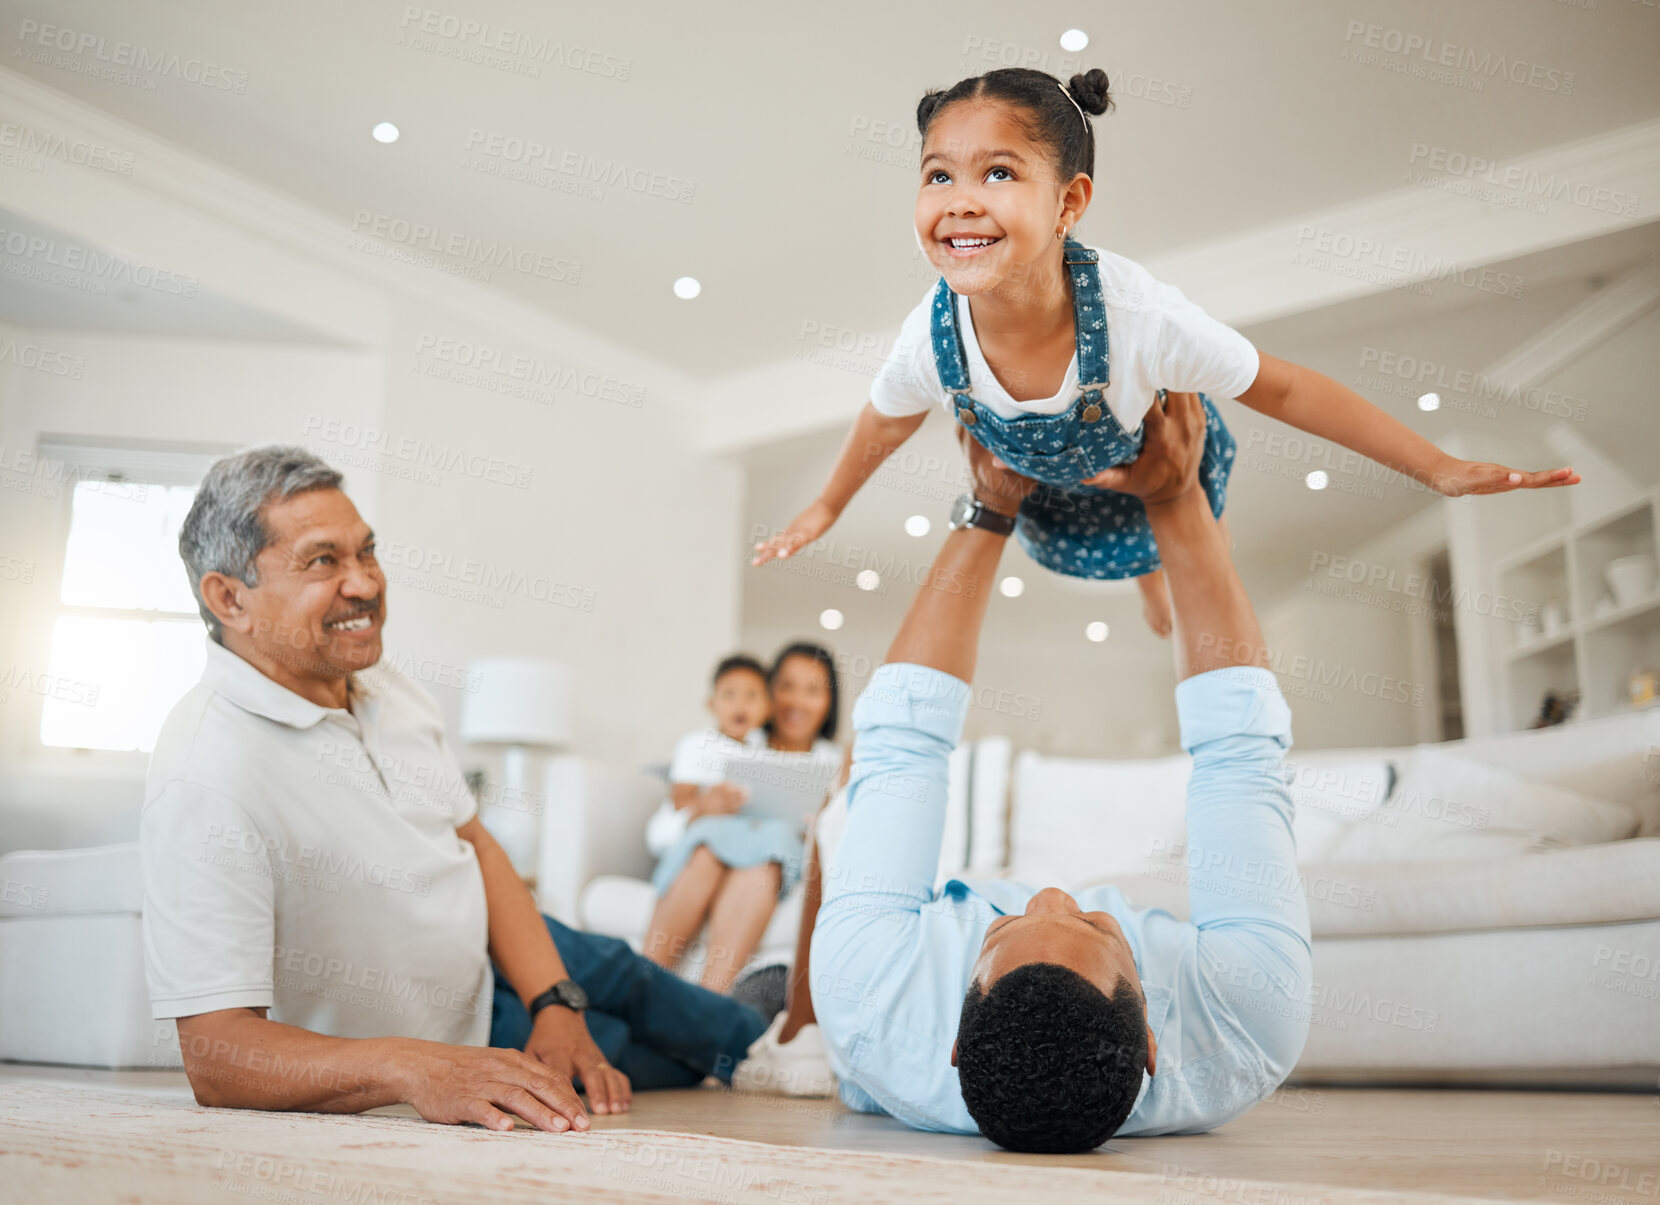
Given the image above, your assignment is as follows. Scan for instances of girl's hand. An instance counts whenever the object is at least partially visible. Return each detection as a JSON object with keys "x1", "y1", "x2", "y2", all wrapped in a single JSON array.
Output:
[
  {"x1": 1427, "y1": 458, "x2": 1581, "y2": 497},
  {"x1": 700, "y1": 781, "x2": 748, "y2": 816},
  {"x1": 752, "y1": 500, "x2": 837, "y2": 566}
]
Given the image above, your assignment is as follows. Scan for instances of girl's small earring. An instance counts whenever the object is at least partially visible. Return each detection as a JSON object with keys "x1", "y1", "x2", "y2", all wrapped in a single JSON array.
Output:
[{"x1": 1056, "y1": 227, "x2": 1065, "y2": 240}]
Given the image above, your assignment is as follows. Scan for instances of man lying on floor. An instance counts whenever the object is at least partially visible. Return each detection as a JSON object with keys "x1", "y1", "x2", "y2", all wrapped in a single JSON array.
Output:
[
  {"x1": 141, "y1": 446, "x2": 766, "y2": 1134},
  {"x1": 763, "y1": 391, "x2": 1313, "y2": 1153}
]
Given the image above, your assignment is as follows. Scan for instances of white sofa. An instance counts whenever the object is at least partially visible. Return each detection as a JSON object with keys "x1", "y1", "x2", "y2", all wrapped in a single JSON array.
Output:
[
  {"x1": 574, "y1": 710, "x2": 1660, "y2": 1087},
  {"x1": 6, "y1": 712, "x2": 1656, "y2": 1084},
  {"x1": 0, "y1": 843, "x2": 182, "y2": 1068}
]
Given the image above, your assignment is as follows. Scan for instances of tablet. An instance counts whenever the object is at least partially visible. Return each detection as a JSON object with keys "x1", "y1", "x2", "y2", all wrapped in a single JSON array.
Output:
[{"x1": 720, "y1": 750, "x2": 841, "y2": 828}]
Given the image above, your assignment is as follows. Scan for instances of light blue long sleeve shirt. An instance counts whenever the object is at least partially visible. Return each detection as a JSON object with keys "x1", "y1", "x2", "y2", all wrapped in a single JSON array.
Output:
[{"x1": 810, "y1": 661, "x2": 1313, "y2": 1137}]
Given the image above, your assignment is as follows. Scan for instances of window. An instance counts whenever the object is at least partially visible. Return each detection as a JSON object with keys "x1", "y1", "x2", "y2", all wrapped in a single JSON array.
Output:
[{"x1": 26, "y1": 440, "x2": 230, "y2": 754}]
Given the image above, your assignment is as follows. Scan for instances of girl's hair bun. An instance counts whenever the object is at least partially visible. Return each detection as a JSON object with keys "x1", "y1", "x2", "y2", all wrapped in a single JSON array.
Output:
[
  {"x1": 1067, "y1": 68, "x2": 1114, "y2": 116},
  {"x1": 915, "y1": 89, "x2": 948, "y2": 132}
]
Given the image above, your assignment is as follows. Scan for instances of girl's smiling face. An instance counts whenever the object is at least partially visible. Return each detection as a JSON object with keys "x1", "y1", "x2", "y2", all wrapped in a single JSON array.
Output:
[{"x1": 915, "y1": 100, "x2": 1089, "y2": 297}]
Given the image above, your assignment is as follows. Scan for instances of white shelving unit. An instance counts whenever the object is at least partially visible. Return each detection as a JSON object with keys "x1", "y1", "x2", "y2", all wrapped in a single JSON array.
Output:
[{"x1": 1495, "y1": 488, "x2": 1660, "y2": 729}]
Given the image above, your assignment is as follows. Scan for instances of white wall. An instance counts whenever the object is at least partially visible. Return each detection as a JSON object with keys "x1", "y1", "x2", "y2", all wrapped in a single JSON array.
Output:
[
  {"x1": 0, "y1": 325, "x2": 386, "y2": 850},
  {"x1": 0, "y1": 101, "x2": 745, "y2": 854},
  {"x1": 1260, "y1": 505, "x2": 1446, "y2": 751}
]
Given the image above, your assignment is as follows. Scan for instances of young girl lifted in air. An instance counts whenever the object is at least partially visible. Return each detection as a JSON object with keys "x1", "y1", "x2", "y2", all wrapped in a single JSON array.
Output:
[{"x1": 752, "y1": 67, "x2": 1579, "y2": 635}]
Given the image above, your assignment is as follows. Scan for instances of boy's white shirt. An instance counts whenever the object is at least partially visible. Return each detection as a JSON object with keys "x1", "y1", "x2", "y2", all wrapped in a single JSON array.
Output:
[
  {"x1": 646, "y1": 727, "x2": 766, "y2": 856},
  {"x1": 870, "y1": 245, "x2": 1259, "y2": 432},
  {"x1": 668, "y1": 725, "x2": 769, "y2": 787}
]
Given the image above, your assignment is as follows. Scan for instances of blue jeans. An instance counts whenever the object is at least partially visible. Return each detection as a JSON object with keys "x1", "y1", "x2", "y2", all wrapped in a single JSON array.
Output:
[{"x1": 488, "y1": 914, "x2": 767, "y2": 1089}]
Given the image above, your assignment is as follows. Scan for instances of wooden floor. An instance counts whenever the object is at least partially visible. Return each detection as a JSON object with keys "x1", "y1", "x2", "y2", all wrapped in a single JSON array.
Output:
[{"x1": 6, "y1": 1065, "x2": 1659, "y2": 1203}]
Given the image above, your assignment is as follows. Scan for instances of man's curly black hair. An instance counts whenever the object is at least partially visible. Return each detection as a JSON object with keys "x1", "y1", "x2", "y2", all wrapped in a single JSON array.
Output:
[{"x1": 956, "y1": 962, "x2": 1148, "y2": 1153}]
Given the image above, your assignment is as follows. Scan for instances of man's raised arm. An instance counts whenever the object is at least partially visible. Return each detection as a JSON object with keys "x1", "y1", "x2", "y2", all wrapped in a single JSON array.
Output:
[
  {"x1": 881, "y1": 431, "x2": 1030, "y2": 679},
  {"x1": 815, "y1": 451, "x2": 1026, "y2": 922},
  {"x1": 1085, "y1": 392, "x2": 1266, "y2": 679},
  {"x1": 1097, "y1": 391, "x2": 1313, "y2": 1081}
]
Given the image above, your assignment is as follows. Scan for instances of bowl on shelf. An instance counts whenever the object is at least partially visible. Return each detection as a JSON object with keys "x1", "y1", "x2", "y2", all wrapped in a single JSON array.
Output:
[{"x1": 1605, "y1": 554, "x2": 1657, "y2": 609}]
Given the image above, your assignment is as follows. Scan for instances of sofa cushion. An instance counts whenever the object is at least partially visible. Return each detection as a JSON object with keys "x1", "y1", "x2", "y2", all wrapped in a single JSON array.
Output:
[
  {"x1": 0, "y1": 843, "x2": 142, "y2": 918},
  {"x1": 1089, "y1": 838, "x2": 1660, "y2": 938},
  {"x1": 1324, "y1": 749, "x2": 1641, "y2": 862},
  {"x1": 1008, "y1": 750, "x2": 1396, "y2": 884},
  {"x1": 1282, "y1": 755, "x2": 1395, "y2": 862},
  {"x1": 1450, "y1": 707, "x2": 1660, "y2": 832},
  {"x1": 1009, "y1": 751, "x2": 1189, "y2": 887}
]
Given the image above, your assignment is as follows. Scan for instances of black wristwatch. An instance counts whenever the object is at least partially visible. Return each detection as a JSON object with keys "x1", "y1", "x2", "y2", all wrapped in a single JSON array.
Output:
[
  {"x1": 529, "y1": 978, "x2": 589, "y2": 1019},
  {"x1": 948, "y1": 492, "x2": 1017, "y2": 536}
]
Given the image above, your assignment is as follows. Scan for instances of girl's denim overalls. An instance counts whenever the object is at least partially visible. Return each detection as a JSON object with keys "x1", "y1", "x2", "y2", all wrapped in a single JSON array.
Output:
[{"x1": 929, "y1": 238, "x2": 1237, "y2": 579}]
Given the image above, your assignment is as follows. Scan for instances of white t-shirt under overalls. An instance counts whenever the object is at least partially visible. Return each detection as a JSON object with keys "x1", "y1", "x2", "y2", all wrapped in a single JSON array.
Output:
[{"x1": 870, "y1": 245, "x2": 1260, "y2": 431}]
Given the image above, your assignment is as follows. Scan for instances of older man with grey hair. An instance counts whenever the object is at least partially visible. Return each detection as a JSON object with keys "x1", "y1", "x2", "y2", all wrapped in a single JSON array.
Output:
[{"x1": 143, "y1": 446, "x2": 767, "y2": 1134}]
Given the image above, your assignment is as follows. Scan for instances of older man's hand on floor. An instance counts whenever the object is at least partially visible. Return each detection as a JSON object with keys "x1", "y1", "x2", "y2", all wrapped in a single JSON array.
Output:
[{"x1": 401, "y1": 1039, "x2": 594, "y2": 1133}]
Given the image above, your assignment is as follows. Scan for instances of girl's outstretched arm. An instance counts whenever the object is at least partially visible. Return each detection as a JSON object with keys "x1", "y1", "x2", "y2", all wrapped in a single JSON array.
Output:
[
  {"x1": 1237, "y1": 353, "x2": 1581, "y2": 496},
  {"x1": 752, "y1": 401, "x2": 928, "y2": 565}
]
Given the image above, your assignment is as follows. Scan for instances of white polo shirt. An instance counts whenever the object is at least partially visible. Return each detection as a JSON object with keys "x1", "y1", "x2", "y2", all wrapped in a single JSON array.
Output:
[{"x1": 140, "y1": 638, "x2": 493, "y2": 1046}]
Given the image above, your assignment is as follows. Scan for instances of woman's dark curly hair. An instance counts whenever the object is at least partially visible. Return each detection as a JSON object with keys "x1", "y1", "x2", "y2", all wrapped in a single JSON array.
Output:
[
  {"x1": 916, "y1": 67, "x2": 1114, "y2": 182},
  {"x1": 956, "y1": 962, "x2": 1148, "y2": 1153}
]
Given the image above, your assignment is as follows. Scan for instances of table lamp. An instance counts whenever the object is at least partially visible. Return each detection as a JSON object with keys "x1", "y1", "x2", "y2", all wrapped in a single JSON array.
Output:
[{"x1": 460, "y1": 656, "x2": 572, "y2": 878}]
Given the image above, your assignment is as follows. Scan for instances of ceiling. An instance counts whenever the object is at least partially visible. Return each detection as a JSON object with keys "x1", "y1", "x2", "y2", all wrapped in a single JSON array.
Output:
[
  {"x1": 5, "y1": 0, "x2": 1657, "y2": 648},
  {"x1": 3, "y1": 0, "x2": 1657, "y2": 380},
  {"x1": 0, "y1": 207, "x2": 349, "y2": 343}
]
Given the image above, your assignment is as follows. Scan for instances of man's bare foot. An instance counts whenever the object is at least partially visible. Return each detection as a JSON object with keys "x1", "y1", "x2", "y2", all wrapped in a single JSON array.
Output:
[{"x1": 1137, "y1": 569, "x2": 1173, "y2": 638}]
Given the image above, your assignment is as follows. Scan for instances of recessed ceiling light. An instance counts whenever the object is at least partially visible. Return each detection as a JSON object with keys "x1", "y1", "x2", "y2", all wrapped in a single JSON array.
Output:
[
  {"x1": 1418, "y1": 392, "x2": 1441, "y2": 412},
  {"x1": 371, "y1": 122, "x2": 400, "y2": 144},
  {"x1": 673, "y1": 276, "x2": 701, "y2": 300},
  {"x1": 1085, "y1": 621, "x2": 1109, "y2": 642},
  {"x1": 819, "y1": 608, "x2": 844, "y2": 631},
  {"x1": 904, "y1": 515, "x2": 931, "y2": 538},
  {"x1": 1305, "y1": 470, "x2": 1329, "y2": 491},
  {"x1": 1060, "y1": 29, "x2": 1089, "y2": 52},
  {"x1": 1000, "y1": 576, "x2": 1025, "y2": 598},
  {"x1": 856, "y1": 570, "x2": 880, "y2": 591}
]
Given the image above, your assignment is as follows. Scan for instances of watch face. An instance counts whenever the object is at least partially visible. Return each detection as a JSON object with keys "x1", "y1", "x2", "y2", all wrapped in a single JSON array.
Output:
[
  {"x1": 558, "y1": 980, "x2": 590, "y2": 1010},
  {"x1": 948, "y1": 493, "x2": 975, "y2": 530}
]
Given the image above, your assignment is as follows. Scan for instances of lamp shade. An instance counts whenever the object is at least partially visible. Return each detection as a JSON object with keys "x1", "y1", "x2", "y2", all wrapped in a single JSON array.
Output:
[{"x1": 459, "y1": 656, "x2": 572, "y2": 747}]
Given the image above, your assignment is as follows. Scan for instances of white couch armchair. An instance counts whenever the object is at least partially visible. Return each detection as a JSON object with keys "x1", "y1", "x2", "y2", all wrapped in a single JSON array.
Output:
[
  {"x1": 992, "y1": 708, "x2": 1660, "y2": 1087},
  {"x1": 0, "y1": 843, "x2": 180, "y2": 1068},
  {"x1": 558, "y1": 707, "x2": 1660, "y2": 1088}
]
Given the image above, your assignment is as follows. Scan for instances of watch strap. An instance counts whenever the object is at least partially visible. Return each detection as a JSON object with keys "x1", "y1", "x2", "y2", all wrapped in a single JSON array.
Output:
[
  {"x1": 529, "y1": 979, "x2": 587, "y2": 1017},
  {"x1": 961, "y1": 495, "x2": 1017, "y2": 536}
]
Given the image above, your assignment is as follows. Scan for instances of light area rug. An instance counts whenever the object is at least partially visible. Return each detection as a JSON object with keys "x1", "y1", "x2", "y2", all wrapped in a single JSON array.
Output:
[{"x1": 0, "y1": 1079, "x2": 1495, "y2": 1205}]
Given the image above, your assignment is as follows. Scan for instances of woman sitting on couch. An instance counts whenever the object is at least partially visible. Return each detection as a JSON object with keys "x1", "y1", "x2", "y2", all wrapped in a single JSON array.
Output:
[{"x1": 642, "y1": 643, "x2": 841, "y2": 992}]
